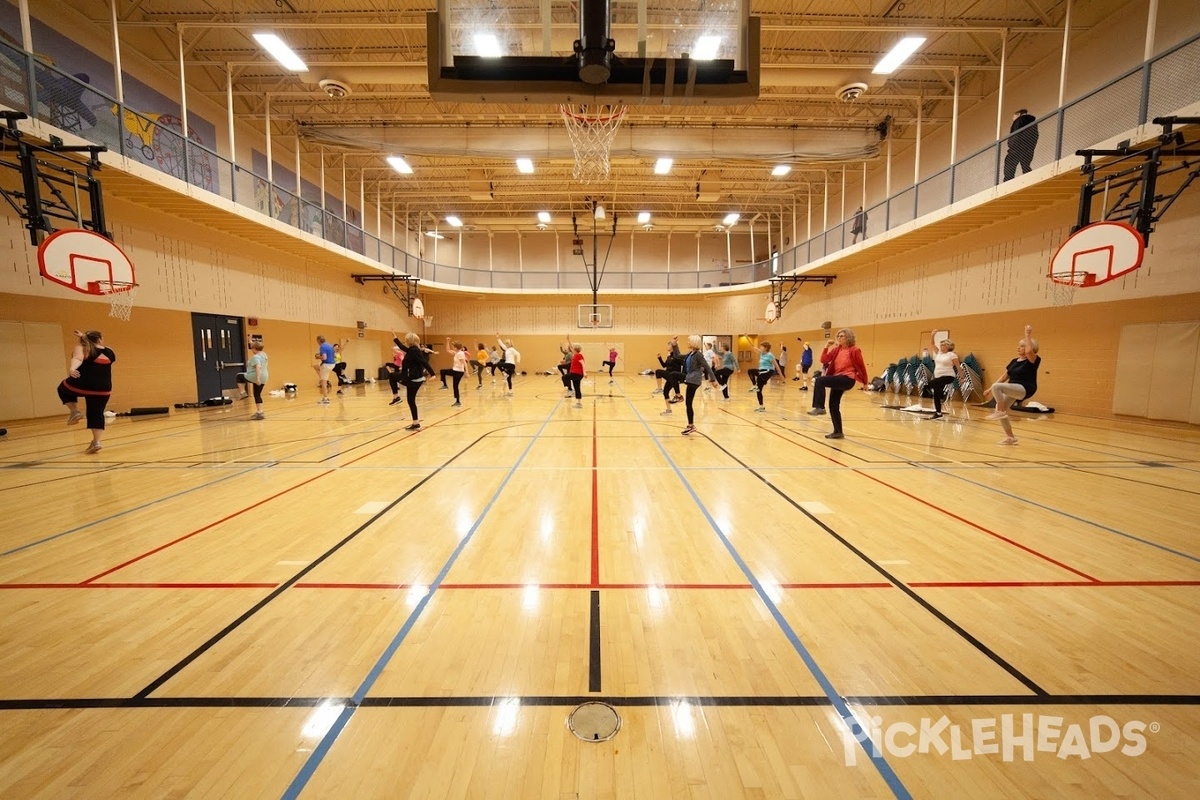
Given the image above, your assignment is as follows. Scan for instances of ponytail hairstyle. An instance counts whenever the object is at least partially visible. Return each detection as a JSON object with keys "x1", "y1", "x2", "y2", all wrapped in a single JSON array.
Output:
[{"x1": 81, "y1": 330, "x2": 103, "y2": 358}]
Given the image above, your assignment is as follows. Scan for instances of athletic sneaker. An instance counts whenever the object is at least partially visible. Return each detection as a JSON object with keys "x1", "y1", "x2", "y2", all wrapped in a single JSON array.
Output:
[
  {"x1": 84, "y1": 442, "x2": 102, "y2": 454},
  {"x1": 389, "y1": 396, "x2": 402, "y2": 405},
  {"x1": 998, "y1": 436, "x2": 1018, "y2": 445},
  {"x1": 251, "y1": 412, "x2": 265, "y2": 420},
  {"x1": 985, "y1": 410, "x2": 1008, "y2": 420},
  {"x1": 660, "y1": 408, "x2": 673, "y2": 415},
  {"x1": 476, "y1": 385, "x2": 482, "y2": 390},
  {"x1": 930, "y1": 412, "x2": 944, "y2": 419},
  {"x1": 681, "y1": 425, "x2": 695, "y2": 435},
  {"x1": 452, "y1": 401, "x2": 461, "y2": 407},
  {"x1": 651, "y1": 388, "x2": 662, "y2": 395},
  {"x1": 608, "y1": 379, "x2": 615, "y2": 385},
  {"x1": 506, "y1": 391, "x2": 513, "y2": 396},
  {"x1": 754, "y1": 407, "x2": 766, "y2": 413},
  {"x1": 574, "y1": 401, "x2": 582, "y2": 408},
  {"x1": 799, "y1": 386, "x2": 809, "y2": 391},
  {"x1": 825, "y1": 432, "x2": 845, "y2": 439},
  {"x1": 807, "y1": 408, "x2": 826, "y2": 415},
  {"x1": 319, "y1": 398, "x2": 330, "y2": 404},
  {"x1": 404, "y1": 422, "x2": 421, "y2": 431},
  {"x1": 67, "y1": 411, "x2": 83, "y2": 425},
  {"x1": 439, "y1": 385, "x2": 448, "y2": 390}
]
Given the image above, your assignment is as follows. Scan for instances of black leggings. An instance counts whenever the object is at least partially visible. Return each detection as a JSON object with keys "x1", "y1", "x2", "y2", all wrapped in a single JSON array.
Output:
[
  {"x1": 754, "y1": 370, "x2": 773, "y2": 405},
  {"x1": 813, "y1": 374, "x2": 855, "y2": 433},
  {"x1": 501, "y1": 363, "x2": 516, "y2": 389},
  {"x1": 251, "y1": 382, "x2": 264, "y2": 405},
  {"x1": 57, "y1": 383, "x2": 110, "y2": 430},
  {"x1": 405, "y1": 381, "x2": 423, "y2": 421},
  {"x1": 602, "y1": 359, "x2": 615, "y2": 376},
  {"x1": 663, "y1": 371, "x2": 684, "y2": 399},
  {"x1": 684, "y1": 383, "x2": 700, "y2": 424},
  {"x1": 472, "y1": 360, "x2": 485, "y2": 385},
  {"x1": 558, "y1": 363, "x2": 571, "y2": 387},
  {"x1": 715, "y1": 367, "x2": 733, "y2": 398},
  {"x1": 569, "y1": 373, "x2": 583, "y2": 399},
  {"x1": 928, "y1": 375, "x2": 956, "y2": 413},
  {"x1": 388, "y1": 370, "x2": 402, "y2": 396},
  {"x1": 447, "y1": 370, "x2": 464, "y2": 401}
]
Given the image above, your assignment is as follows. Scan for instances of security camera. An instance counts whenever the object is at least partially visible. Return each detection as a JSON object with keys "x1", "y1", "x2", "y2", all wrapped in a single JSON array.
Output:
[
  {"x1": 836, "y1": 82, "x2": 868, "y2": 102},
  {"x1": 318, "y1": 79, "x2": 351, "y2": 99}
]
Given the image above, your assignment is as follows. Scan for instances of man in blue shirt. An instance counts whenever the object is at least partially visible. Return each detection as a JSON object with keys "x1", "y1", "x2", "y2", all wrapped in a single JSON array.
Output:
[{"x1": 316, "y1": 335, "x2": 336, "y2": 404}]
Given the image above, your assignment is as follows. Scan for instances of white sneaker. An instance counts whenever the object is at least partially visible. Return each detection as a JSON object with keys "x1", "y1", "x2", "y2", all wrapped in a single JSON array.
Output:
[
  {"x1": 754, "y1": 407, "x2": 766, "y2": 413},
  {"x1": 660, "y1": 408, "x2": 672, "y2": 415},
  {"x1": 574, "y1": 401, "x2": 582, "y2": 408}
]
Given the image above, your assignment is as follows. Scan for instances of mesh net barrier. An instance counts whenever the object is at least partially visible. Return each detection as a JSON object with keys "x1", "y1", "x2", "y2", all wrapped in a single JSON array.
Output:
[{"x1": 560, "y1": 105, "x2": 626, "y2": 184}]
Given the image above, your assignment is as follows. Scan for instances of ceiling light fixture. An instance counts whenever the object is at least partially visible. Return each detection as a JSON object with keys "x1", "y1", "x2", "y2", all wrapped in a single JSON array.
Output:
[
  {"x1": 424, "y1": 230, "x2": 445, "y2": 239},
  {"x1": 386, "y1": 156, "x2": 413, "y2": 174},
  {"x1": 637, "y1": 211, "x2": 651, "y2": 224},
  {"x1": 445, "y1": 215, "x2": 463, "y2": 227},
  {"x1": 474, "y1": 33, "x2": 502, "y2": 58},
  {"x1": 516, "y1": 158, "x2": 534, "y2": 174},
  {"x1": 537, "y1": 211, "x2": 552, "y2": 223},
  {"x1": 654, "y1": 157, "x2": 673, "y2": 175},
  {"x1": 252, "y1": 33, "x2": 308, "y2": 72},
  {"x1": 873, "y1": 36, "x2": 926, "y2": 75},
  {"x1": 594, "y1": 202, "x2": 606, "y2": 220},
  {"x1": 771, "y1": 165, "x2": 792, "y2": 176},
  {"x1": 722, "y1": 212, "x2": 740, "y2": 226},
  {"x1": 692, "y1": 36, "x2": 721, "y2": 60}
]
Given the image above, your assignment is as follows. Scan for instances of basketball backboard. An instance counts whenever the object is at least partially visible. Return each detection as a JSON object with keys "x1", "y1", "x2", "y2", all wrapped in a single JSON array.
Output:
[
  {"x1": 1049, "y1": 221, "x2": 1144, "y2": 288},
  {"x1": 37, "y1": 229, "x2": 135, "y2": 294},
  {"x1": 428, "y1": 0, "x2": 758, "y2": 104}
]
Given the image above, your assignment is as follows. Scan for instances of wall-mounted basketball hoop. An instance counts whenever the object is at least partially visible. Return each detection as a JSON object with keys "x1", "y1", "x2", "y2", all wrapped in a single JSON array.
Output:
[
  {"x1": 561, "y1": 104, "x2": 626, "y2": 184},
  {"x1": 38, "y1": 228, "x2": 138, "y2": 319},
  {"x1": 1047, "y1": 220, "x2": 1144, "y2": 305}
]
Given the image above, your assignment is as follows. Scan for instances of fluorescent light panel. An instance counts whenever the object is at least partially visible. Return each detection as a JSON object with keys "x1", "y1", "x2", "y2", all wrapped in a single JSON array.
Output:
[
  {"x1": 722, "y1": 212, "x2": 740, "y2": 226},
  {"x1": 637, "y1": 211, "x2": 651, "y2": 224},
  {"x1": 386, "y1": 156, "x2": 413, "y2": 174},
  {"x1": 516, "y1": 158, "x2": 534, "y2": 173},
  {"x1": 873, "y1": 36, "x2": 926, "y2": 75},
  {"x1": 424, "y1": 230, "x2": 444, "y2": 239},
  {"x1": 771, "y1": 165, "x2": 791, "y2": 176},
  {"x1": 692, "y1": 36, "x2": 721, "y2": 60},
  {"x1": 445, "y1": 215, "x2": 463, "y2": 227},
  {"x1": 654, "y1": 157, "x2": 673, "y2": 174},
  {"x1": 474, "y1": 33, "x2": 502, "y2": 58},
  {"x1": 252, "y1": 33, "x2": 308, "y2": 72},
  {"x1": 594, "y1": 203, "x2": 606, "y2": 220},
  {"x1": 537, "y1": 211, "x2": 552, "y2": 223}
]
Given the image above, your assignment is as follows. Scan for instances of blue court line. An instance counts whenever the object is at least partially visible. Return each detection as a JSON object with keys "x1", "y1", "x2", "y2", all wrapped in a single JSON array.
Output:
[
  {"x1": 0, "y1": 420, "x2": 399, "y2": 558},
  {"x1": 632, "y1": 407, "x2": 912, "y2": 799},
  {"x1": 279, "y1": 401, "x2": 562, "y2": 800},
  {"x1": 800, "y1": 426, "x2": 1200, "y2": 566}
]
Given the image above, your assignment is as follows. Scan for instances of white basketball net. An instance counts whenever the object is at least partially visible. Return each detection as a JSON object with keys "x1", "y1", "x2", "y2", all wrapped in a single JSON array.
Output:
[
  {"x1": 560, "y1": 104, "x2": 626, "y2": 183},
  {"x1": 97, "y1": 280, "x2": 138, "y2": 321},
  {"x1": 1049, "y1": 271, "x2": 1090, "y2": 307}
]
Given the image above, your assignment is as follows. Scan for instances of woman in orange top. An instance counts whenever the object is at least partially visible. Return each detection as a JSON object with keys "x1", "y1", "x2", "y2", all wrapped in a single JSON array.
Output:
[{"x1": 806, "y1": 328, "x2": 869, "y2": 439}]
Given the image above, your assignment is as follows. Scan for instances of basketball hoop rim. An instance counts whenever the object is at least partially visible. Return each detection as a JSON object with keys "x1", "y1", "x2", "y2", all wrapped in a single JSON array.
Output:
[
  {"x1": 559, "y1": 105, "x2": 627, "y2": 125},
  {"x1": 1047, "y1": 270, "x2": 1097, "y2": 287},
  {"x1": 87, "y1": 279, "x2": 138, "y2": 295}
]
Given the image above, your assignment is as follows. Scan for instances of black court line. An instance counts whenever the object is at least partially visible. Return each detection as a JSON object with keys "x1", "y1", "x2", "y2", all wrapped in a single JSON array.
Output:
[
  {"x1": 589, "y1": 590, "x2": 602, "y2": 692},
  {"x1": 701, "y1": 433, "x2": 1048, "y2": 697},
  {"x1": 3, "y1": 693, "x2": 1198, "y2": 711},
  {"x1": 1060, "y1": 464, "x2": 1200, "y2": 496},
  {"x1": 132, "y1": 424, "x2": 498, "y2": 699}
]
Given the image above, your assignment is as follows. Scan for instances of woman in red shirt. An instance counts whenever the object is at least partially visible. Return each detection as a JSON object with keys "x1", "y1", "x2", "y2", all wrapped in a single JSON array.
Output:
[
  {"x1": 807, "y1": 328, "x2": 869, "y2": 439},
  {"x1": 568, "y1": 343, "x2": 585, "y2": 407}
]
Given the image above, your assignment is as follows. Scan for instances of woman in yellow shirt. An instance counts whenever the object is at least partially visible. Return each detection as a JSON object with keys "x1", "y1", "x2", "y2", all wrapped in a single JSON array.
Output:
[{"x1": 474, "y1": 342, "x2": 488, "y2": 388}]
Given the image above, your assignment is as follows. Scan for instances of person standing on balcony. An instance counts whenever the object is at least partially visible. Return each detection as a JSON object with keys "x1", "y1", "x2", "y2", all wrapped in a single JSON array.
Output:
[
  {"x1": 1004, "y1": 109, "x2": 1039, "y2": 181},
  {"x1": 851, "y1": 206, "x2": 868, "y2": 243}
]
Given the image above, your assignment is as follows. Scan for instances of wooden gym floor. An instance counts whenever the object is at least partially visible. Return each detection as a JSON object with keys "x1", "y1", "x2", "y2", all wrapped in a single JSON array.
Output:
[{"x1": 1, "y1": 376, "x2": 1198, "y2": 798}]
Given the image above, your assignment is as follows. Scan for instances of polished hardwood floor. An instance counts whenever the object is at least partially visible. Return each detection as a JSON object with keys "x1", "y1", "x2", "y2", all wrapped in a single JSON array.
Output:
[{"x1": 1, "y1": 375, "x2": 1198, "y2": 798}]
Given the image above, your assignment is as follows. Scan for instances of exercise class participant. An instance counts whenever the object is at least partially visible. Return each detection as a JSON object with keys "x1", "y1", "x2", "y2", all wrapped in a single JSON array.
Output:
[
  {"x1": 807, "y1": 328, "x2": 869, "y2": 439},
  {"x1": 58, "y1": 329, "x2": 115, "y2": 454},
  {"x1": 393, "y1": 332, "x2": 435, "y2": 430},
  {"x1": 984, "y1": 324, "x2": 1041, "y2": 445}
]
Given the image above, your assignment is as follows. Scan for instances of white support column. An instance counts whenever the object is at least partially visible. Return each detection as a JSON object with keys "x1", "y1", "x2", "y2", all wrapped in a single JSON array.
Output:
[
  {"x1": 1144, "y1": 0, "x2": 1158, "y2": 60},
  {"x1": 861, "y1": 162, "x2": 867, "y2": 208},
  {"x1": 695, "y1": 232, "x2": 700, "y2": 271},
  {"x1": 458, "y1": 228, "x2": 463, "y2": 268},
  {"x1": 914, "y1": 99, "x2": 923, "y2": 184},
  {"x1": 177, "y1": 26, "x2": 189, "y2": 138},
  {"x1": 840, "y1": 166, "x2": 846, "y2": 223},
  {"x1": 18, "y1": 0, "x2": 32, "y2": 51},
  {"x1": 541, "y1": 0, "x2": 553, "y2": 56},
  {"x1": 341, "y1": 155, "x2": 347, "y2": 219},
  {"x1": 488, "y1": 230, "x2": 494, "y2": 271},
  {"x1": 1058, "y1": 0, "x2": 1072, "y2": 108},
  {"x1": 391, "y1": 198, "x2": 396, "y2": 245},
  {"x1": 359, "y1": 167, "x2": 365, "y2": 228},
  {"x1": 109, "y1": 0, "x2": 124, "y2": 103},
  {"x1": 637, "y1": 0, "x2": 648, "y2": 58},
  {"x1": 950, "y1": 67, "x2": 960, "y2": 164},
  {"x1": 320, "y1": 147, "x2": 326, "y2": 210},
  {"x1": 264, "y1": 94, "x2": 273, "y2": 184},
  {"x1": 294, "y1": 134, "x2": 301, "y2": 194},
  {"x1": 996, "y1": 32, "x2": 1008, "y2": 140},
  {"x1": 886, "y1": 135, "x2": 893, "y2": 196},
  {"x1": 791, "y1": 198, "x2": 797, "y2": 247},
  {"x1": 822, "y1": 171, "x2": 828, "y2": 232},
  {"x1": 666, "y1": 231, "x2": 672, "y2": 271},
  {"x1": 376, "y1": 184, "x2": 381, "y2": 238},
  {"x1": 226, "y1": 66, "x2": 236, "y2": 161},
  {"x1": 806, "y1": 186, "x2": 812, "y2": 240},
  {"x1": 726, "y1": 229, "x2": 732, "y2": 274}
]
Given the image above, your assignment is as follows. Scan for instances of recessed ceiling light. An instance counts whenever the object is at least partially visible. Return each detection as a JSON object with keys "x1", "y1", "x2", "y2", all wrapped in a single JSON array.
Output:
[
  {"x1": 252, "y1": 33, "x2": 308, "y2": 72},
  {"x1": 771, "y1": 165, "x2": 791, "y2": 176},
  {"x1": 537, "y1": 211, "x2": 552, "y2": 223},
  {"x1": 722, "y1": 212, "x2": 740, "y2": 226},
  {"x1": 424, "y1": 230, "x2": 445, "y2": 239},
  {"x1": 654, "y1": 157, "x2": 673, "y2": 175},
  {"x1": 386, "y1": 156, "x2": 413, "y2": 174},
  {"x1": 474, "y1": 34, "x2": 502, "y2": 58},
  {"x1": 516, "y1": 158, "x2": 534, "y2": 174},
  {"x1": 445, "y1": 215, "x2": 463, "y2": 227},
  {"x1": 637, "y1": 211, "x2": 651, "y2": 224},
  {"x1": 873, "y1": 36, "x2": 926, "y2": 75}
]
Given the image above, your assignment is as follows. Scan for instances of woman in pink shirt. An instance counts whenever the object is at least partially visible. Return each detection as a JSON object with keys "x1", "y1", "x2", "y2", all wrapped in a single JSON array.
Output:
[{"x1": 807, "y1": 328, "x2": 869, "y2": 439}]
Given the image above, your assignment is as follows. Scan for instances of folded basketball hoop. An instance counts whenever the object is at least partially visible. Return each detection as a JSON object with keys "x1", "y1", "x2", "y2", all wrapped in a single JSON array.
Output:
[
  {"x1": 560, "y1": 104, "x2": 626, "y2": 183},
  {"x1": 89, "y1": 280, "x2": 139, "y2": 321}
]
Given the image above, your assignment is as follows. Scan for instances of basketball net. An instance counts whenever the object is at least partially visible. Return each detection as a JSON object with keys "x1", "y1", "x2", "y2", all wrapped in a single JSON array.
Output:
[
  {"x1": 94, "y1": 280, "x2": 138, "y2": 321},
  {"x1": 1048, "y1": 271, "x2": 1091, "y2": 307},
  {"x1": 560, "y1": 104, "x2": 626, "y2": 183}
]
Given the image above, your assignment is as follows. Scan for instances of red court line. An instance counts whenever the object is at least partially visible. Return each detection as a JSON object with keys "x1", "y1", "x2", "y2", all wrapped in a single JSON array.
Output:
[
  {"x1": 3, "y1": 579, "x2": 1197, "y2": 591},
  {"x1": 74, "y1": 413, "x2": 467, "y2": 584},
  {"x1": 853, "y1": 470, "x2": 1101, "y2": 583},
  {"x1": 591, "y1": 408, "x2": 600, "y2": 587},
  {"x1": 78, "y1": 470, "x2": 335, "y2": 584}
]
